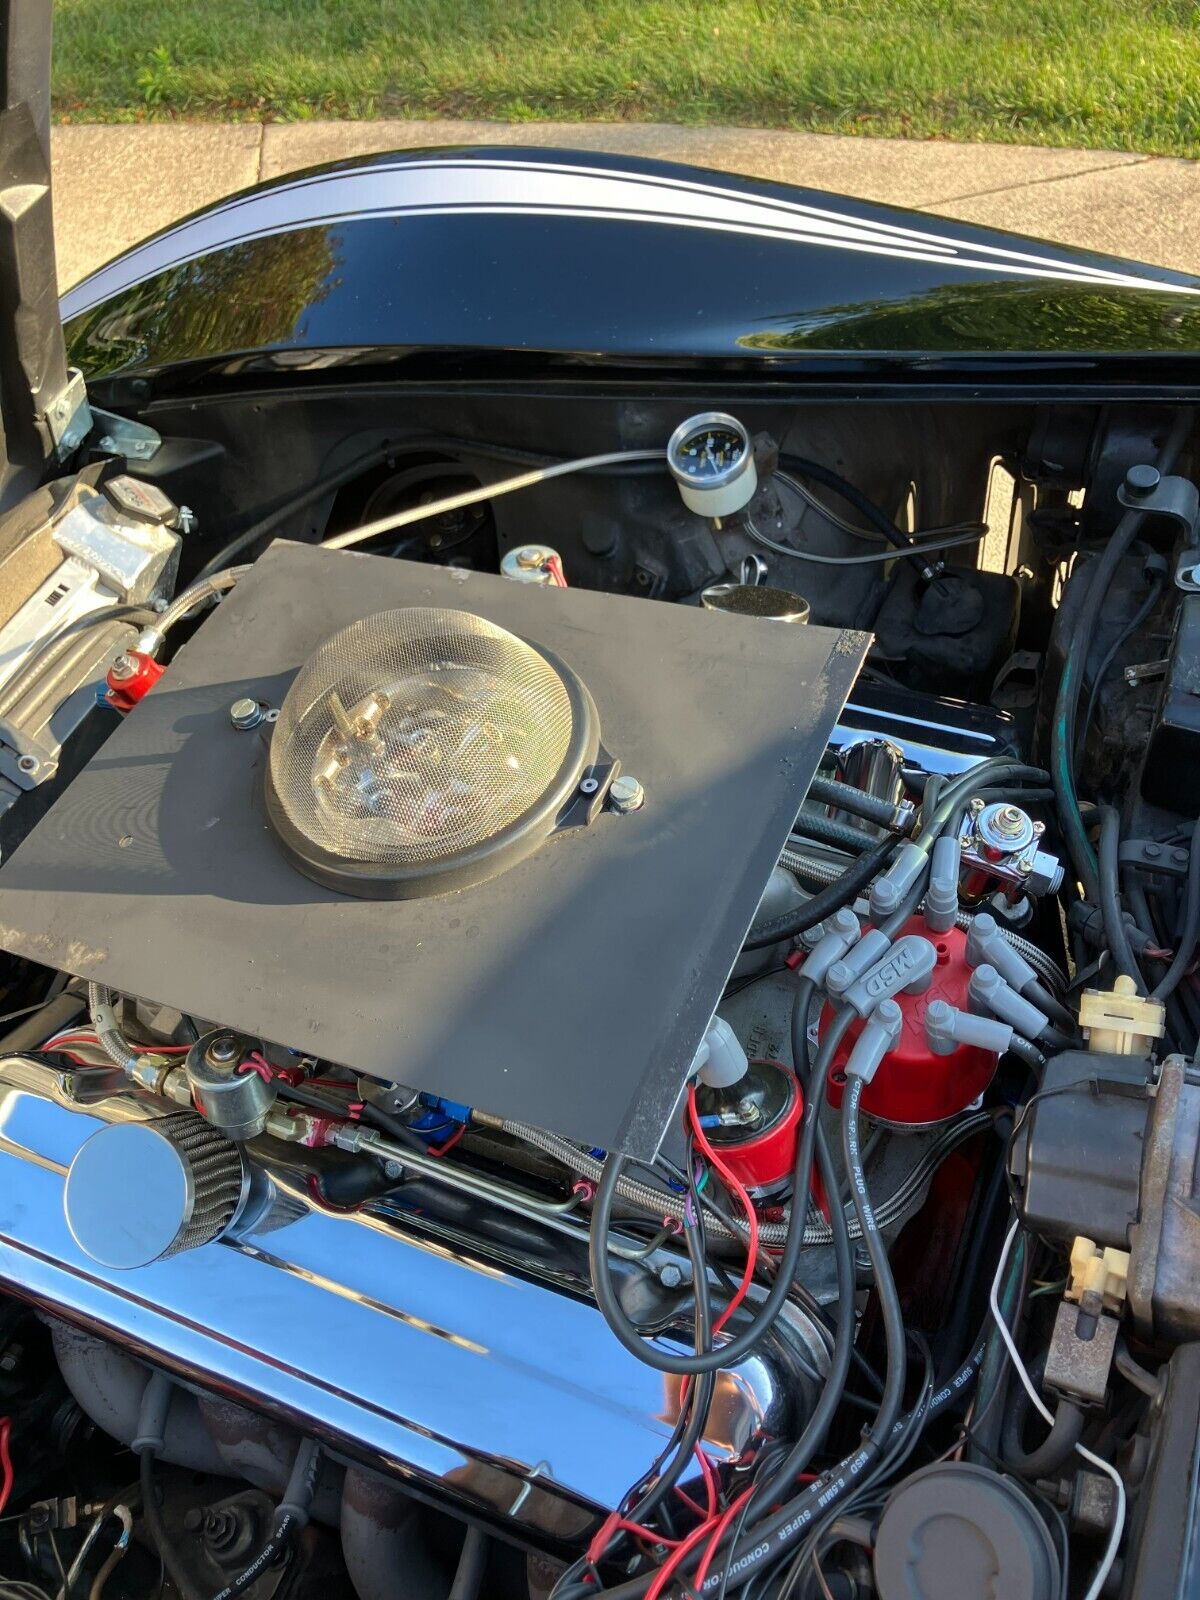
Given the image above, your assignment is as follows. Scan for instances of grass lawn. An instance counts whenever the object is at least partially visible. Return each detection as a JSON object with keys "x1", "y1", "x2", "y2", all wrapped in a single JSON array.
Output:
[{"x1": 53, "y1": 0, "x2": 1200, "y2": 157}]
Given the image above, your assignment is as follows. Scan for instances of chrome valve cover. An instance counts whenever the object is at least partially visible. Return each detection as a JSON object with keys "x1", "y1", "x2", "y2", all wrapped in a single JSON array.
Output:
[{"x1": 0, "y1": 1056, "x2": 790, "y2": 1544}]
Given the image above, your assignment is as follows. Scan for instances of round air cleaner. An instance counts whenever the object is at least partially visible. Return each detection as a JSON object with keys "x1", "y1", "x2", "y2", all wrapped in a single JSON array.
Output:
[{"x1": 265, "y1": 607, "x2": 600, "y2": 897}]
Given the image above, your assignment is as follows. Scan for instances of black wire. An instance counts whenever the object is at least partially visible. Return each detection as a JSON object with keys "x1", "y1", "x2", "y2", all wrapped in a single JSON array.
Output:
[
  {"x1": 139, "y1": 1454, "x2": 200, "y2": 1600},
  {"x1": 840, "y1": 1075, "x2": 907, "y2": 1448},
  {"x1": 587, "y1": 1077, "x2": 818, "y2": 1377},
  {"x1": 722, "y1": 965, "x2": 788, "y2": 1001}
]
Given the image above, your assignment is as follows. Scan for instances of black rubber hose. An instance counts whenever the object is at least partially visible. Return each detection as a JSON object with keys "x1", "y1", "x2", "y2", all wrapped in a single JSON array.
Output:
[
  {"x1": 1051, "y1": 410, "x2": 1193, "y2": 900},
  {"x1": 588, "y1": 1071, "x2": 818, "y2": 1376},
  {"x1": 743, "y1": 835, "x2": 895, "y2": 950},
  {"x1": 790, "y1": 809, "x2": 873, "y2": 855},
  {"x1": 1002, "y1": 1397, "x2": 1085, "y2": 1479},
  {"x1": 1097, "y1": 806, "x2": 1147, "y2": 993},
  {"x1": 778, "y1": 454, "x2": 914, "y2": 558},
  {"x1": 1151, "y1": 815, "x2": 1200, "y2": 1002},
  {"x1": 448, "y1": 1526, "x2": 489, "y2": 1600},
  {"x1": 841, "y1": 1074, "x2": 907, "y2": 1446},
  {"x1": 806, "y1": 774, "x2": 909, "y2": 832}
]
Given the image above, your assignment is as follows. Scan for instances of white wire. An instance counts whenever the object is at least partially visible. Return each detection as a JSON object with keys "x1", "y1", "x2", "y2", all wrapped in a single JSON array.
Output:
[
  {"x1": 322, "y1": 448, "x2": 666, "y2": 551},
  {"x1": 989, "y1": 1219, "x2": 1126, "y2": 1600}
]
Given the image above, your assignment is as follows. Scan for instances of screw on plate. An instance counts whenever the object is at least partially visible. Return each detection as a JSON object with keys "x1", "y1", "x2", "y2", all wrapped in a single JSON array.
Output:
[
  {"x1": 229, "y1": 697, "x2": 264, "y2": 731},
  {"x1": 16, "y1": 755, "x2": 38, "y2": 774},
  {"x1": 579, "y1": 776, "x2": 600, "y2": 796},
  {"x1": 968, "y1": 797, "x2": 985, "y2": 814},
  {"x1": 608, "y1": 774, "x2": 645, "y2": 814}
]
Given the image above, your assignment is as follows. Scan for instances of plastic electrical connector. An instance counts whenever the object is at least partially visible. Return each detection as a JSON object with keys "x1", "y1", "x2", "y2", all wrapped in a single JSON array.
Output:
[
  {"x1": 923, "y1": 835, "x2": 961, "y2": 934},
  {"x1": 843, "y1": 999, "x2": 902, "y2": 1083},
  {"x1": 868, "y1": 840, "x2": 928, "y2": 922},
  {"x1": 691, "y1": 1015, "x2": 749, "y2": 1088},
  {"x1": 966, "y1": 911, "x2": 1039, "y2": 995},
  {"x1": 835, "y1": 935, "x2": 937, "y2": 1021},
  {"x1": 825, "y1": 934, "x2": 896, "y2": 992},
  {"x1": 925, "y1": 998, "x2": 1014, "y2": 1058},
  {"x1": 968, "y1": 964, "x2": 1049, "y2": 1041},
  {"x1": 1078, "y1": 975, "x2": 1166, "y2": 1057},
  {"x1": 800, "y1": 907, "x2": 861, "y2": 987},
  {"x1": 825, "y1": 928, "x2": 891, "y2": 997},
  {"x1": 1067, "y1": 1237, "x2": 1129, "y2": 1314}
]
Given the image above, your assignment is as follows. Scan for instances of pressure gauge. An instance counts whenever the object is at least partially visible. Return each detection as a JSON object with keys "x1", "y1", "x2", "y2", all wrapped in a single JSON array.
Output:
[{"x1": 667, "y1": 413, "x2": 757, "y2": 518}]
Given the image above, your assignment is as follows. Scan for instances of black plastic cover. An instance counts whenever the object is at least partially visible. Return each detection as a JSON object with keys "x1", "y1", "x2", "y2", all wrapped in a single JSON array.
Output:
[
  {"x1": 0, "y1": 542, "x2": 866, "y2": 1158},
  {"x1": 1012, "y1": 1050, "x2": 1152, "y2": 1247}
]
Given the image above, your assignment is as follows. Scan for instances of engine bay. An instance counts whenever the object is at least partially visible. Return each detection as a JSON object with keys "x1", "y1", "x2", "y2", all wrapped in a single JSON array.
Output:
[{"x1": 0, "y1": 391, "x2": 1196, "y2": 1600}]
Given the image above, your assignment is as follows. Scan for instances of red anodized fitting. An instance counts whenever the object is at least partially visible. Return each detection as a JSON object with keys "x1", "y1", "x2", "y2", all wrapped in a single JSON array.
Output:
[{"x1": 105, "y1": 649, "x2": 164, "y2": 712}]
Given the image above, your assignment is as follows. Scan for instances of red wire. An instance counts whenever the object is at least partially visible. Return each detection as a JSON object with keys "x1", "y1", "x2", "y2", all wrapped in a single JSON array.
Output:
[
  {"x1": 644, "y1": 1504, "x2": 730, "y2": 1600},
  {"x1": 686, "y1": 1085, "x2": 759, "y2": 1336},
  {"x1": 429, "y1": 1123, "x2": 466, "y2": 1156},
  {"x1": 0, "y1": 1417, "x2": 13, "y2": 1516},
  {"x1": 44, "y1": 1031, "x2": 190, "y2": 1055},
  {"x1": 691, "y1": 1484, "x2": 756, "y2": 1592},
  {"x1": 694, "y1": 1446, "x2": 718, "y2": 1519}
]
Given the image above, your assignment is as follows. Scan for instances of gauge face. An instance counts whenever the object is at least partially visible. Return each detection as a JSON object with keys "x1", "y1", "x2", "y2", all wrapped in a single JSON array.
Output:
[
  {"x1": 667, "y1": 412, "x2": 757, "y2": 517},
  {"x1": 675, "y1": 425, "x2": 746, "y2": 482}
]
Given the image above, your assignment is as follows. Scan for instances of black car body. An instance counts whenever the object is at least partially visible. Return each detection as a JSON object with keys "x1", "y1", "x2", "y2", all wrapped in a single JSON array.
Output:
[{"x1": 0, "y1": 3, "x2": 1198, "y2": 1599}]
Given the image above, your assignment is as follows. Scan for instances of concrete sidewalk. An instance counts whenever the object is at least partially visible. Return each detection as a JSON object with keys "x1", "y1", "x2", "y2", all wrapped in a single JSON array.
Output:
[{"x1": 51, "y1": 119, "x2": 1200, "y2": 290}]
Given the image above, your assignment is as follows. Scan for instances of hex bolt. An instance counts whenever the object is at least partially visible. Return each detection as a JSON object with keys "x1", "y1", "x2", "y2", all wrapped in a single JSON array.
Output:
[
  {"x1": 658, "y1": 1263, "x2": 684, "y2": 1289},
  {"x1": 382, "y1": 1159, "x2": 404, "y2": 1180},
  {"x1": 109, "y1": 653, "x2": 138, "y2": 682},
  {"x1": 516, "y1": 547, "x2": 544, "y2": 569},
  {"x1": 609, "y1": 774, "x2": 645, "y2": 814},
  {"x1": 229, "y1": 697, "x2": 264, "y2": 731},
  {"x1": 205, "y1": 1033, "x2": 240, "y2": 1066}
]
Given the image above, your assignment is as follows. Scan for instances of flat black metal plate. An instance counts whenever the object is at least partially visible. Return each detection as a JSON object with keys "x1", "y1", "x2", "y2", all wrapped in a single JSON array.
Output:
[{"x1": 0, "y1": 544, "x2": 866, "y2": 1157}]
